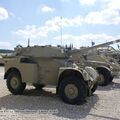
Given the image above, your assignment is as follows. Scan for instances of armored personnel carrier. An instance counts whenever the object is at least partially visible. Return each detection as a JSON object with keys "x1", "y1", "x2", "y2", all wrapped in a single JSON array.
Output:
[
  {"x1": 69, "y1": 39, "x2": 120, "y2": 86},
  {"x1": 3, "y1": 45, "x2": 99, "y2": 105}
]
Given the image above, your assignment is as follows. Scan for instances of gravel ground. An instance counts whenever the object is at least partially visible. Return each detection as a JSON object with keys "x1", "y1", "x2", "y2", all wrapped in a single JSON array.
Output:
[{"x1": 0, "y1": 67, "x2": 120, "y2": 120}]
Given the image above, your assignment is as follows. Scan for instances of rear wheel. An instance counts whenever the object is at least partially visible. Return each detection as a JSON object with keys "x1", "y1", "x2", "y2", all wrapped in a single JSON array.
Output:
[
  {"x1": 59, "y1": 76, "x2": 87, "y2": 105},
  {"x1": 97, "y1": 68, "x2": 111, "y2": 86},
  {"x1": 7, "y1": 71, "x2": 26, "y2": 95}
]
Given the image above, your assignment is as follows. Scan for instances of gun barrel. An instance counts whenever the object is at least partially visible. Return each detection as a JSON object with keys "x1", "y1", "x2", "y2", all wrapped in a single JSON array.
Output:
[
  {"x1": 93, "y1": 39, "x2": 120, "y2": 48},
  {"x1": 69, "y1": 39, "x2": 120, "y2": 55}
]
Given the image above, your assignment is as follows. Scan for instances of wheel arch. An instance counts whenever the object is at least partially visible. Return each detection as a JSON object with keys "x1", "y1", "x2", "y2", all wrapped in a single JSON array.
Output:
[
  {"x1": 56, "y1": 69, "x2": 84, "y2": 94},
  {"x1": 96, "y1": 66, "x2": 111, "y2": 73},
  {"x1": 4, "y1": 67, "x2": 21, "y2": 79}
]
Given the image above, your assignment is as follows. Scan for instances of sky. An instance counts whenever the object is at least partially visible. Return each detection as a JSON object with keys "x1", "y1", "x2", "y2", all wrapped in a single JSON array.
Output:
[{"x1": 0, "y1": 0, "x2": 120, "y2": 50}]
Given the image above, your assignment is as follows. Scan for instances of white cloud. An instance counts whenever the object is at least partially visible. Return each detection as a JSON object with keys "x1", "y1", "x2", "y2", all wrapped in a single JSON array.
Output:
[
  {"x1": 64, "y1": 16, "x2": 83, "y2": 26},
  {"x1": 15, "y1": 11, "x2": 120, "y2": 40},
  {"x1": 15, "y1": 0, "x2": 120, "y2": 40},
  {"x1": 54, "y1": 33, "x2": 119, "y2": 48},
  {"x1": 0, "y1": 42, "x2": 12, "y2": 49},
  {"x1": 41, "y1": 5, "x2": 55, "y2": 13},
  {"x1": 0, "y1": 7, "x2": 9, "y2": 21},
  {"x1": 80, "y1": 0, "x2": 96, "y2": 6},
  {"x1": 46, "y1": 16, "x2": 83, "y2": 27},
  {"x1": 84, "y1": 0, "x2": 120, "y2": 25},
  {"x1": 15, "y1": 21, "x2": 60, "y2": 39},
  {"x1": 15, "y1": 25, "x2": 48, "y2": 39},
  {"x1": 15, "y1": 16, "x2": 83, "y2": 39},
  {"x1": 85, "y1": 9, "x2": 120, "y2": 25},
  {"x1": 54, "y1": 33, "x2": 116, "y2": 41},
  {"x1": 106, "y1": 0, "x2": 120, "y2": 10}
]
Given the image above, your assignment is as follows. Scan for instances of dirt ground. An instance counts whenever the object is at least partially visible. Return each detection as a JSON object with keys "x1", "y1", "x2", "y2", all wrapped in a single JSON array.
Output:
[{"x1": 0, "y1": 67, "x2": 120, "y2": 120}]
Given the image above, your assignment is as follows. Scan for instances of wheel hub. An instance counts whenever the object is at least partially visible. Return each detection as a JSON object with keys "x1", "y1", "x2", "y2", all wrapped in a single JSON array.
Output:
[
  {"x1": 10, "y1": 77, "x2": 19, "y2": 89},
  {"x1": 98, "y1": 74, "x2": 105, "y2": 84},
  {"x1": 64, "y1": 84, "x2": 78, "y2": 99}
]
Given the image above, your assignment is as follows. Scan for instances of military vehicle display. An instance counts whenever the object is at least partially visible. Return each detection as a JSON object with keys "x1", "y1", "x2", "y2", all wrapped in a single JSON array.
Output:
[
  {"x1": 3, "y1": 45, "x2": 99, "y2": 105},
  {"x1": 68, "y1": 39, "x2": 120, "y2": 86}
]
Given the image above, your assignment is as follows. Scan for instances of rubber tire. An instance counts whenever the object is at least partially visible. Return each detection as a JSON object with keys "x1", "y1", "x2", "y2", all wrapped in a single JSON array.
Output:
[
  {"x1": 59, "y1": 76, "x2": 87, "y2": 105},
  {"x1": 33, "y1": 84, "x2": 45, "y2": 90},
  {"x1": 97, "y1": 69, "x2": 111, "y2": 86},
  {"x1": 109, "y1": 75, "x2": 114, "y2": 82},
  {"x1": 7, "y1": 71, "x2": 26, "y2": 95}
]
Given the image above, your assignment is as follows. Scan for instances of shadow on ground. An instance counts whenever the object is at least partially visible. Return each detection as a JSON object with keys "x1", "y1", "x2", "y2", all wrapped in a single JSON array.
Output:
[
  {"x1": 0, "y1": 88, "x2": 99, "y2": 119},
  {"x1": 98, "y1": 81, "x2": 120, "y2": 91},
  {"x1": 89, "y1": 113, "x2": 120, "y2": 120}
]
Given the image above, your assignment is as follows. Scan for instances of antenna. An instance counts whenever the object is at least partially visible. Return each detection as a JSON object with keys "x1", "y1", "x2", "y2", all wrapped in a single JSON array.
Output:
[{"x1": 28, "y1": 38, "x2": 30, "y2": 47}]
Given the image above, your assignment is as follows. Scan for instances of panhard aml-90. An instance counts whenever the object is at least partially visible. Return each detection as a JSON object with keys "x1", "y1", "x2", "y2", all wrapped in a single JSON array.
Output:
[{"x1": 3, "y1": 45, "x2": 100, "y2": 105}]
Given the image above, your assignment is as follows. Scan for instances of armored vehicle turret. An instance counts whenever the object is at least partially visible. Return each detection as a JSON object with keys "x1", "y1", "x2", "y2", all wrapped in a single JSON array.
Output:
[{"x1": 3, "y1": 45, "x2": 99, "y2": 105}]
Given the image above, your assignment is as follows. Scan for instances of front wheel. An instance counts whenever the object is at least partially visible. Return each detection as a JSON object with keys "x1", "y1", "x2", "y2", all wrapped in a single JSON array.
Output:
[
  {"x1": 7, "y1": 71, "x2": 26, "y2": 95},
  {"x1": 59, "y1": 76, "x2": 87, "y2": 105},
  {"x1": 109, "y1": 75, "x2": 114, "y2": 82}
]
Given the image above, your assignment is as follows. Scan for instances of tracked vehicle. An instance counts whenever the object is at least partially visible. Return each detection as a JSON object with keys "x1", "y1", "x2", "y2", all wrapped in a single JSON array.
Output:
[{"x1": 3, "y1": 45, "x2": 99, "y2": 105}]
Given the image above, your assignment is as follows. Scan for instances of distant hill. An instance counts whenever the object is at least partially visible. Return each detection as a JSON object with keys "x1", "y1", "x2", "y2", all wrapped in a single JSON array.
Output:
[{"x1": 0, "y1": 49, "x2": 14, "y2": 53}]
